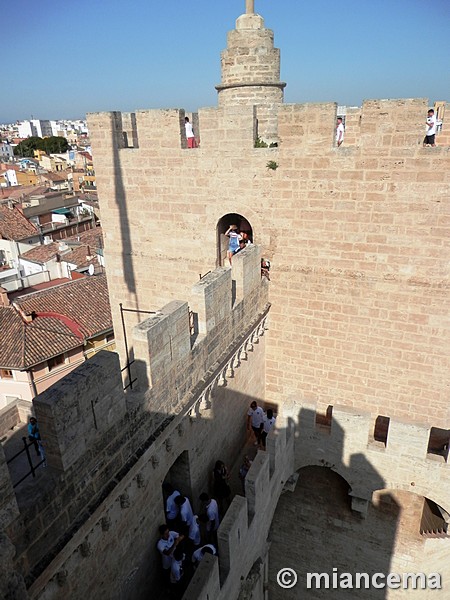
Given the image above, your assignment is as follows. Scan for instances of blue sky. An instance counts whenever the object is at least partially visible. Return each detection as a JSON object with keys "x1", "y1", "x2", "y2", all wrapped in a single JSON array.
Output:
[{"x1": 3, "y1": 0, "x2": 450, "y2": 123}]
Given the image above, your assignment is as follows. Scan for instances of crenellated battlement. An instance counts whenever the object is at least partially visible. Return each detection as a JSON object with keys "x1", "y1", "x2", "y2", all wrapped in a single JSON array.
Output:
[
  {"x1": 284, "y1": 400, "x2": 450, "y2": 512},
  {"x1": 88, "y1": 97, "x2": 447, "y2": 157}
]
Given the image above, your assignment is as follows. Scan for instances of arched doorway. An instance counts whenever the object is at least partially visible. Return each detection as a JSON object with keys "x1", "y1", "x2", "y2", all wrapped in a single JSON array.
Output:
[{"x1": 217, "y1": 213, "x2": 253, "y2": 267}]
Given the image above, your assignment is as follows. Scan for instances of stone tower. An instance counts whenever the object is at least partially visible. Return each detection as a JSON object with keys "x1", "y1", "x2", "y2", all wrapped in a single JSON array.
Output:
[{"x1": 216, "y1": 0, "x2": 286, "y2": 144}]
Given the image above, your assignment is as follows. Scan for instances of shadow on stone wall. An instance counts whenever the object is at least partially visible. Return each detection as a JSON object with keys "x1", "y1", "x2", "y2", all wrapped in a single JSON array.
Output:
[{"x1": 268, "y1": 407, "x2": 399, "y2": 600}]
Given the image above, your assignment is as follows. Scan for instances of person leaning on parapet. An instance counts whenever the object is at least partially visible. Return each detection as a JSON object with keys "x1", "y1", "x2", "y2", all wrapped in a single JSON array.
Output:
[
  {"x1": 185, "y1": 117, "x2": 197, "y2": 148},
  {"x1": 233, "y1": 239, "x2": 247, "y2": 256},
  {"x1": 423, "y1": 109, "x2": 437, "y2": 147},
  {"x1": 28, "y1": 416, "x2": 41, "y2": 457},
  {"x1": 192, "y1": 544, "x2": 217, "y2": 568},
  {"x1": 336, "y1": 117, "x2": 345, "y2": 147}
]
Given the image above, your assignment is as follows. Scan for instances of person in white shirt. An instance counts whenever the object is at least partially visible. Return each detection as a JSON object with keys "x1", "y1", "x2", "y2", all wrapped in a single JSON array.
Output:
[
  {"x1": 336, "y1": 117, "x2": 344, "y2": 147},
  {"x1": 185, "y1": 116, "x2": 197, "y2": 148},
  {"x1": 200, "y1": 493, "x2": 220, "y2": 542},
  {"x1": 192, "y1": 544, "x2": 217, "y2": 567},
  {"x1": 175, "y1": 495, "x2": 194, "y2": 532},
  {"x1": 247, "y1": 400, "x2": 265, "y2": 446},
  {"x1": 423, "y1": 109, "x2": 437, "y2": 147},
  {"x1": 162, "y1": 482, "x2": 180, "y2": 526},
  {"x1": 189, "y1": 515, "x2": 201, "y2": 547},
  {"x1": 170, "y1": 547, "x2": 185, "y2": 585},
  {"x1": 156, "y1": 525, "x2": 184, "y2": 577},
  {"x1": 261, "y1": 409, "x2": 276, "y2": 449}
]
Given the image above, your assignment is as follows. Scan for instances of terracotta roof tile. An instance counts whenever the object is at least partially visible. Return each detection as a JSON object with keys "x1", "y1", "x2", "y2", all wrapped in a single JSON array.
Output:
[
  {"x1": 21, "y1": 242, "x2": 60, "y2": 263},
  {"x1": 14, "y1": 274, "x2": 112, "y2": 339},
  {"x1": 0, "y1": 204, "x2": 38, "y2": 240},
  {"x1": 0, "y1": 308, "x2": 80, "y2": 369}
]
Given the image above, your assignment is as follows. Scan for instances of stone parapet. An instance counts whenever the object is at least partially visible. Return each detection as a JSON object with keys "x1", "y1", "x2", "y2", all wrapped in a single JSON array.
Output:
[{"x1": 285, "y1": 400, "x2": 450, "y2": 512}]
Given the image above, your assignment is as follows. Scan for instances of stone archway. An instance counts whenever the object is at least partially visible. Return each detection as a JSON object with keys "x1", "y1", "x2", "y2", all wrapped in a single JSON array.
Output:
[{"x1": 216, "y1": 213, "x2": 253, "y2": 266}]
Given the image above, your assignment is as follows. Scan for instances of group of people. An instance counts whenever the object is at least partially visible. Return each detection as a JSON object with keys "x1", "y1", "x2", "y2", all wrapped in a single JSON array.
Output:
[
  {"x1": 157, "y1": 401, "x2": 276, "y2": 596},
  {"x1": 158, "y1": 483, "x2": 220, "y2": 596},
  {"x1": 224, "y1": 224, "x2": 271, "y2": 282},
  {"x1": 336, "y1": 109, "x2": 439, "y2": 148},
  {"x1": 247, "y1": 401, "x2": 276, "y2": 449}
]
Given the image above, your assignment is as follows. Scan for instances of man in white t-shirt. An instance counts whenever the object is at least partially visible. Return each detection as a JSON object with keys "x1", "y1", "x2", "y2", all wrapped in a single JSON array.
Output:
[
  {"x1": 170, "y1": 547, "x2": 185, "y2": 587},
  {"x1": 336, "y1": 117, "x2": 345, "y2": 147},
  {"x1": 247, "y1": 400, "x2": 265, "y2": 446},
  {"x1": 261, "y1": 409, "x2": 276, "y2": 449},
  {"x1": 175, "y1": 495, "x2": 194, "y2": 532},
  {"x1": 423, "y1": 109, "x2": 437, "y2": 147},
  {"x1": 192, "y1": 544, "x2": 217, "y2": 567},
  {"x1": 200, "y1": 493, "x2": 220, "y2": 542},
  {"x1": 156, "y1": 525, "x2": 183, "y2": 577},
  {"x1": 163, "y1": 482, "x2": 180, "y2": 526},
  {"x1": 185, "y1": 116, "x2": 197, "y2": 149},
  {"x1": 188, "y1": 515, "x2": 201, "y2": 547}
]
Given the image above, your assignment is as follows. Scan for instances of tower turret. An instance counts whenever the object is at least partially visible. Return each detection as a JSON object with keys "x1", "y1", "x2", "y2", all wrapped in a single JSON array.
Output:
[{"x1": 216, "y1": 0, "x2": 286, "y2": 144}]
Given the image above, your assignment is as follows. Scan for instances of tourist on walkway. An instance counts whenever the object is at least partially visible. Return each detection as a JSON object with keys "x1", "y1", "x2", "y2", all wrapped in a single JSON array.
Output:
[
  {"x1": 157, "y1": 525, "x2": 183, "y2": 581},
  {"x1": 213, "y1": 460, "x2": 231, "y2": 513},
  {"x1": 175, "y1": 495, "x2": 194, "y2": 534},
  {"x1": 336, "y1": 117, "x2": 345, "y2": 147},
  {"x1": 424, "y1": 109, "x2": 437, "y2": 147},
  {"x1": 199, "y1": 493, "x2": 220, "y2": 542},
  {"x1": 247, "y1": 400, "x2": 264, "y2": 447},
  {"x1": 261, "y1": 408, "x2": 276, "y2": 449},
  {"x1": 185, "y1": 117, "x2": 197, "y2": 148},
  {"x1": 27, "y1": 417, "x2": 41, "y2": 457},
  {"x1": 163, "y1": 482, "x2": 180, "y2": 528},
  {"x1": 238, "y1": 455, "x2": 252, "y2": 494}
]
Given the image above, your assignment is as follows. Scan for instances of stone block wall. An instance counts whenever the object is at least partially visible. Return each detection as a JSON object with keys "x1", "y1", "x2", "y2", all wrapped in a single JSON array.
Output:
[
  {"x1": 284, "y1": 400, "x2": 450, "y2": 512},
  {"x1": 3, "y1": 261, "x2": 268, "y2": 597},
  {"x1": 25, "y1": 331, "x2": 269, "y2": 600},
  {"x1": 88, "y1": 97, "x2": 450, "y2": 428}
]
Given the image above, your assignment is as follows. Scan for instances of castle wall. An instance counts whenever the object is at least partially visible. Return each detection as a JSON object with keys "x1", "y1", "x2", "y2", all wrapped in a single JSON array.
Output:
[
  {"x1": 3, "y1": 260, "x2": 269, "y2": 597},
  {"x1": 88, "y1": 97, "x2": 450, "y2": 427},
  {"x1": 26, "y1": 336, "x2": 268, "y2": 600}
]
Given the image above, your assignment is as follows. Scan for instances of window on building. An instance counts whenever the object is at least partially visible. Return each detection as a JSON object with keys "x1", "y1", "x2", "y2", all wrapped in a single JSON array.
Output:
[
  {"x1": 0, "y1": 369, "x2": 13, "y2": 379},
  {"x1": 47, "y1": 354, "x2": 66, "y2": 371}
]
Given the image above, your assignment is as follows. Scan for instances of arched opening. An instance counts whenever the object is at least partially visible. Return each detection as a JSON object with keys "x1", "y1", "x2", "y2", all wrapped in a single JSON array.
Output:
[
  {"x1": 216, "y1": 213, "x2": 253, "y2": 267},
  {"x1": 162, "y1": 451, "x2": 192, "y2": 517},
  {"x1": 268, "y1": 467, "x2": 401, "y2": 599}
]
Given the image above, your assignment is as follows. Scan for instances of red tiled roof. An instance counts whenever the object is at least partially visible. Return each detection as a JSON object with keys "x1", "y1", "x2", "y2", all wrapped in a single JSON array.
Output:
[
  {"x1": 14, "y1": 274, "x2": 112, "y2": 339},
  {"x1": 60, "y1": 244, "x2": 98, "y2": 269},
  {"x1": 0, "y1": 185, "x2": 48, "y2": 200},
  {"x1": 21, "y1": 242, "x2": 60, "y2": 263},
  {"x1": 42, "y1": 172, "x2": 68, "y2": 182},
  {"x1": 0, "y1": 204, "x2": 38, "y2": 241},
  {"x1": 8, "y1": 278, "x2": 71, "y2": 301},
  {"x1": 0, "y1": 308, "x2": 81, "y2": 369},
  {"x1": 66, "y1": 226, "x2": 103, "y2": 250}
]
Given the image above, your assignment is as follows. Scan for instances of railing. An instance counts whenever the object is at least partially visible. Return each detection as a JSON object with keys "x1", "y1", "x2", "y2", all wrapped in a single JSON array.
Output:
[{"x1": 6, "y1": 437, "x2": 46, "y2": 488}]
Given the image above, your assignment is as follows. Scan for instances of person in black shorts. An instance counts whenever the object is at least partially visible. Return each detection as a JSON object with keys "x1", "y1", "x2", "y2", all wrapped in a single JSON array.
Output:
[{"x1": 423, "y1": 109, "x2": 436, "y2": 147}]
